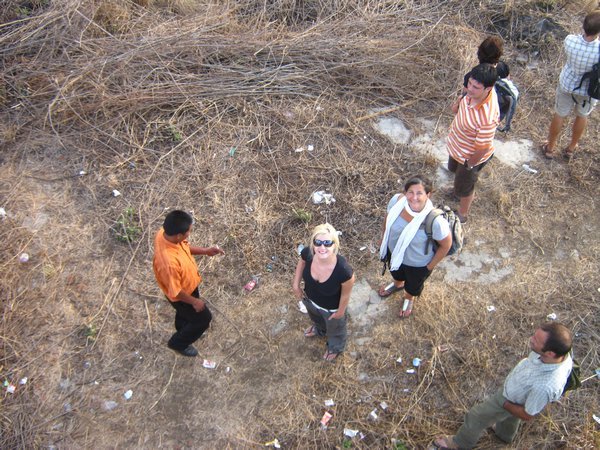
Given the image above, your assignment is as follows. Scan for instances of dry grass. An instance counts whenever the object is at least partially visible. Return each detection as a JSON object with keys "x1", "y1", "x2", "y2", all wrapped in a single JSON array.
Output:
[{"x1": 1, "y1": 0, "x2": 599, "y2": 448}]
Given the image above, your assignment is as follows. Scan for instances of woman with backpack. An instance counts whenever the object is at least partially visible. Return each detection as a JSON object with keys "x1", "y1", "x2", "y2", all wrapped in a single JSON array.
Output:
[{"x1": 378, "y1": 176, "x2": 452, "y2": 318}]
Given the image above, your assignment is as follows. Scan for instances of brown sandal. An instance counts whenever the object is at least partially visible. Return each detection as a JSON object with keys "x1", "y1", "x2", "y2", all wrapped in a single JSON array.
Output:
[
  {"x1": 378, "y1": 282, "x2": 404, "y2": 297},
  {"x1": 323, "y1": 349, "x2": 340, "y2": 362},
  {"x1": 563, "y1": 146, "x2": 577, "y2": 161},
  {"x1": 304, "y1": 325, "x2": 318, "y2": 337},
  {"x1": 541, "y1": 143, "x2": 556, "y2": 160},
  {"x1": 433, "y1": 435, "x2": 459, "y2": 450}
]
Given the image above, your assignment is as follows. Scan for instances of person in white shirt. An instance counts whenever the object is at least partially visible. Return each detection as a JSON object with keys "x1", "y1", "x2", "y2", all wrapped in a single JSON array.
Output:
[
  {"x1": 543, "y1": 10, "x2": 600, "y2": 160},
  {"x1": 433, "y1": 322, "x2": 573, "y2": 449}
]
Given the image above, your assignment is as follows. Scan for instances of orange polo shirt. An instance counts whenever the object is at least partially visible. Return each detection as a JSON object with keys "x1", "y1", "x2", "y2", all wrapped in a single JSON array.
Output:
[
  {"x1": 446, "y1": 88, "x2": 499, "y2": 164},
  {"x1": 153, "y1": 229, "x2": 202, "y2": 301}
]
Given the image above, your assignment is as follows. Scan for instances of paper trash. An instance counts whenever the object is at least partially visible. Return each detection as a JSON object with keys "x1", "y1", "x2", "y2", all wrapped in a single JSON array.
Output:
[
  {"x1": 344, "y1": 428, "x2": 359, "y2": 438},
  {"x1": 202, "y1": 359, "x2": 217, "y2": 369},
  {"x1": 312, "y1": 191, "x2": 336, "y2": 205}
]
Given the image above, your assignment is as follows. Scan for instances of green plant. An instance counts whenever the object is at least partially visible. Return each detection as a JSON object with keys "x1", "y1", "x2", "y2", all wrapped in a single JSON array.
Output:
[
  {"x1": 84, "y1": 323, "x2": 97, "y2": 341},
  {"x1": 169, "y1": 125, "x2": 182, "y2": 142},
  {"x1": 292, "y1": 208, "x2": 312, "y2": 223},
  {"x1": 393, "y1": 440, "x2": 408, "y2": 450},
  {"x1": 113, "y1": 207, "x2": 142, "y2": 243},
  {"x1": 342, "y1": 439, "x2": 353, "y2": 448},
  {"x1": 15, "y1": 6, "x2": 31, "y2": 17}
]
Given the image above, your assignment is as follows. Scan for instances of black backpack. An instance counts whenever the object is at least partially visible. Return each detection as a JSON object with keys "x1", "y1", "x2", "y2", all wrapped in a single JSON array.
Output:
[
  {"x1": 573, "y1": 50, "x2": 600, "y2": 101},
  {"x1": 562, "y1": 356, "x2": 581, "y2": 395},
  {"x1": 424, "y1": 206, "x2": 464, "y2": 256},
  {"x1": 495, "y1": 79, "x2": 519, "y2": 132}
]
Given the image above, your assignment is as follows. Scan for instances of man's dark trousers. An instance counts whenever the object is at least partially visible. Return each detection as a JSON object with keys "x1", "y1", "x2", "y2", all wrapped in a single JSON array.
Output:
[{"x1": 167, "y1": 287, "x2": 212, "y2": 350}]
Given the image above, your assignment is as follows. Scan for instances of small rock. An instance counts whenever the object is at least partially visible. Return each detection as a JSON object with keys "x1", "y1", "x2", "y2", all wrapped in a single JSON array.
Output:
[
  {"x1": 270, "y1": 319, "x2": 287, "y2": 336},
  {"x1": 102, "y1": 400, "x2": 118, "y2": 411}
]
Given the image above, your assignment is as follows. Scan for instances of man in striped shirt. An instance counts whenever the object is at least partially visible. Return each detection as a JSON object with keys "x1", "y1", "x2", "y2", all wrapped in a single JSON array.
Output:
[
  {"x1": 434, "y1": 323, "x2": 573, "y2": 449},
  {"x1": 446, "y1": 63, "x2": 499, "y2": 223},
  {"x1": 543, "y1": 11, "x2": 600, "y2": 160}
]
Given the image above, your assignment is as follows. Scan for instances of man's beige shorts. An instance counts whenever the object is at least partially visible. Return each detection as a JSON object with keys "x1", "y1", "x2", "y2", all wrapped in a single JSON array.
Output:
[{"x1": 555, "y1": 86, "x2": 597, "y2": 117}]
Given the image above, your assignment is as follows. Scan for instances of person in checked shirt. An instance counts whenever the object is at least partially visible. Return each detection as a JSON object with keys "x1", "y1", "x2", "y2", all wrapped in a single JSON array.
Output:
[
  {"x1": 433, "y1": 322, "x2": 573, "y2": 449},
  {"x1": 543, "y1": 10, "x2": 600, "y2": 160}
]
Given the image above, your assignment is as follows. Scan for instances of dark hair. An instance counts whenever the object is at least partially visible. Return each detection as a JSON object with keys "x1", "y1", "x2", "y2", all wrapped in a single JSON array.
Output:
[
  {"x1": 583, "y1": 10, "x2": 600, "y2": 36},
  {"x1": 540, "y1": 322, "x2": 572, "y2": 357},
  {"x1": 477, "y1": 36, "x2": 504, "y2": 64},
  {"x1": 496, "y1": 61, "x2": 510, "y2": 79},
  {"x1": 404, "y1": 176, "x2": 432, "y2": 194},
  {"x1": 469, "y1": 63, "x2": 498, "y2": 88},
  {"x1": 163, "y1": 210, "x2": 193, "y2": 236}
]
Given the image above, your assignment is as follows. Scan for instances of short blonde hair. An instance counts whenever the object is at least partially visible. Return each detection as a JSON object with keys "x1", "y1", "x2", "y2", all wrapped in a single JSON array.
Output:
[{"x1": 309, "y1": 223, "x2": 340, "y2": 255}]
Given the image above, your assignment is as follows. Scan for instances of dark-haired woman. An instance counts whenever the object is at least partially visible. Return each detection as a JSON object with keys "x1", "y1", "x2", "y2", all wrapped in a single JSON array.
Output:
[{"x1": 378, "y1": 177, "x2": 452, "y2": 318}]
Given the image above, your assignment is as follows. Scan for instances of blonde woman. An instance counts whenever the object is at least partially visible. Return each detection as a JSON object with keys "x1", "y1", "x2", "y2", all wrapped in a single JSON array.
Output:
[{"x1": 292, "y1": 223, "x2": 355, "y2": 361}]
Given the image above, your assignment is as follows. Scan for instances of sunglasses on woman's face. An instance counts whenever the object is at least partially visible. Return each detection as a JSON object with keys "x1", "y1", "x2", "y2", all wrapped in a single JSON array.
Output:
[{"x1": 313, "y1": 239, "x2": 334, "y2": 247}]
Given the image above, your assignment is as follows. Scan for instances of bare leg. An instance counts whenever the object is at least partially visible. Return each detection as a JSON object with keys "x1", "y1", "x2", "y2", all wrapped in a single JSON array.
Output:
[
  {"x1": 568, "y1": 115, "x2": 588, "y2": 152},
  {"x1": 458, "y1": 193, "x2": 475, "y2": 219},
  {"x1": 546, "y1": 113, "x2": 564, "y2": 153}
]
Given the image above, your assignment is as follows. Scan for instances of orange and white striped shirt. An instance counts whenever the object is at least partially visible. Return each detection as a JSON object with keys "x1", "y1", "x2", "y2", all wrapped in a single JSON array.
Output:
[{"x1": 446, "y1": 88, "x2": 499, "y2": 164}]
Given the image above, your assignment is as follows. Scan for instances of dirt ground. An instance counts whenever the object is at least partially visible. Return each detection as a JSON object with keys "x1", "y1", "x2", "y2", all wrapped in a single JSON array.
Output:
[{"x1": 1, "y1": 1, "x2": 599, "y2": 449}]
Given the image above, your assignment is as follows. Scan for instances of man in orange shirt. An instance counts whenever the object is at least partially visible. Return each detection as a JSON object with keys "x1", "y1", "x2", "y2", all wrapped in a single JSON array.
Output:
[
  {"x1": 153, "y1": 210, "x2": 225, "y2": 357},
  {"x1": 447, "y1": 63, "x2": 500, "y2": 223}
]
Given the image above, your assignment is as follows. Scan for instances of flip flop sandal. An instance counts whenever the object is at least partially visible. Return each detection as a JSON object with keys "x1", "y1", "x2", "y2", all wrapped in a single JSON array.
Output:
[
  {"x1": 304, "y1": 325, "x2": 318, "y2": 337},
  {"x1": 398, "y1": 298, "x2": 414, "y2": 318},
  {"x1": 378, "y1": 282, "x2": 404, "y2": 297},
  {"x1": 432, "y1": 436, "x2": 459, "y2": 450},
  {"x1": 541, "y1": 143, "x2": 556, "y2": 160},
  {"x1": 323, "y1": 349, "x2": 339, "y2": 362},
  {"x1": 563, "y1": 147, "x2": 577, "y2": 161}
]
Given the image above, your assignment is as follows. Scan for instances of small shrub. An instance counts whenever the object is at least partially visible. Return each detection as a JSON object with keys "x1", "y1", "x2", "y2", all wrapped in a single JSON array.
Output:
[
  {"x1": 112, "y1": 207, "x2": 142, "y2": 243},
  {"x1": 84, "y1": 323, "x2": 97, "y2": 342},
  {"x1": 169, "y1": 125, "x2": 182, "y2": 142},
  {"x1": 292, "y1": 208, "x2": 312, "y2": 223}
]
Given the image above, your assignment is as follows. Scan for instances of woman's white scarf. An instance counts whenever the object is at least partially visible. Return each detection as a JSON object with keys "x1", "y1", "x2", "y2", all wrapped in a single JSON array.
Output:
[{"x1": 379, "y1": 195, "x2": 434, "y2": 271}]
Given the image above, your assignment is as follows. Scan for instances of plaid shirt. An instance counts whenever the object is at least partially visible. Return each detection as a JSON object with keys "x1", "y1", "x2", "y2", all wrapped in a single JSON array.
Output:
[
  {"x1": 559, "y1": 34, "x2": 600, "y2": 94},
  {"x1": 503, "y1": 352, "x2": 572, "y2": 416}
]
